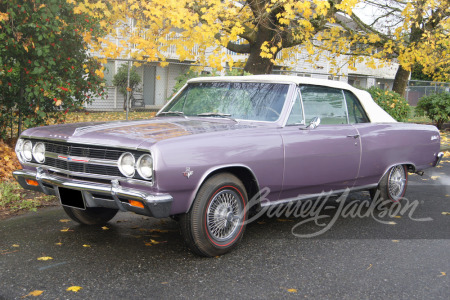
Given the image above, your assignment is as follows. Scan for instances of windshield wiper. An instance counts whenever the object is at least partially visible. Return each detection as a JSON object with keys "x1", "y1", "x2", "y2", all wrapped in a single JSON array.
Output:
[
  {"x1": 197, "y1": 112, "x2": 237, "y2": 122},
  {"x1": 158, "y1": 111, "x2": 186, "y2": 117}
]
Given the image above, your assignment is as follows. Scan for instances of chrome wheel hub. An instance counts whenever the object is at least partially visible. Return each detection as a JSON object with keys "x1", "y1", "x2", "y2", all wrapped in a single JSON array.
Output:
[{"x1": 207, "y1": 189, "x2": 242, "y2": 242}]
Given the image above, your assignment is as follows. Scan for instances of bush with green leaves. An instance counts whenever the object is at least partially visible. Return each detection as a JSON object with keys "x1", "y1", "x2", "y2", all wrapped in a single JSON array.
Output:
[
  {"x1": 112, "y1": 64, "x2": 141, "y2": 110},
  {"x1": 415, "y1": 92, "x2": 450, "y2": 129},
  {"x1": 366, "y1": 87, "x2": 410, "y2": 122}
]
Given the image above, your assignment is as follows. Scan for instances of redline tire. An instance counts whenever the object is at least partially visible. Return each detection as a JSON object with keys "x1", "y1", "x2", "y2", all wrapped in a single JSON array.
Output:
[
  {"x1": 63, "y1": 206, "x2": 118, "y2": 225},
  {"x1": 180, "y1": 173, "x2": 248, "y2": 257}
]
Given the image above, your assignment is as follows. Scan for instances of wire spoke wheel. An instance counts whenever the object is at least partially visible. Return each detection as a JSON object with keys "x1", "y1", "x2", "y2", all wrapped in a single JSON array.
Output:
[
  {"x1": 388, "y1": 165, "x2": 406, "y2": 200},
  {"x1": 179, "y1": 173, "x2": 248, "y2": 257},
  {"x1": 206, "y1": 189, "x2": 243, "y2": 242}
]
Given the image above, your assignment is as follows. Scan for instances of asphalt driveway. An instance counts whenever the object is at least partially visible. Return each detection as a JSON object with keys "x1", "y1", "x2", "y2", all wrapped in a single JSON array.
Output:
[{"x1": 1, "y1": 161, "x2": 449, "y2": 299}]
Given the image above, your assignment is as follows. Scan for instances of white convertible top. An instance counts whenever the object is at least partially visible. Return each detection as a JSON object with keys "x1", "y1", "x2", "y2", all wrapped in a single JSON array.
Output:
[{"x1": 188, "y1": 75, "x2": 396, "y2": 123}]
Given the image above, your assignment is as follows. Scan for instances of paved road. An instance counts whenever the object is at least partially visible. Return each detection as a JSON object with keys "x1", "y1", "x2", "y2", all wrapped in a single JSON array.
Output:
[{"x1": 1, "y1": 161, "x2": 449, "y2": 299}]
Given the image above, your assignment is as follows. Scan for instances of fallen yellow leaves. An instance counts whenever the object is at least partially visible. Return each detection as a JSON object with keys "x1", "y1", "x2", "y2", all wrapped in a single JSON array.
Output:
[
  {"x1": 101, "y1": 226, "x2": 109, "y2": 230},
  {"x1": 441, "y1": 212, "x2": 450, "y2": 215},
  {"x1": 277, "y1": 218, "x2": 294, "y2": 222},
  {"x1": 287, "y1": 288, "x2": 298, "y2": 293},
  {"x1": 392, "y1": 240, "x2": 399, "y2": 242},
  {"x1": 60, "y1": 228, "x2": 71, "y2": 232},
  {"x1": 59, "y1": 219, "x2": 70, "y2": 223},
  {"x1": 66, "y1": 286, "x2": 83, "y2": 292},
  {"x1": 144, "y1": 239, "x2": 165, "y2": 246},
  {"x1": 430, "y1": 176, "x2": 440, "y2": 180},
  {"x1": 438, "y1": 272, "x2": 446, "y2": 277},
  {"x1": 83, "y1": 244, "x2": 91, "y2": 248},
  {"x1": 12, "y1": 244, "x2": 19, "y2": 247},
  {"x1": 37, "y1": 256, "x2": 53, "y2": 261},
  {"x1": 24, "y1": 290, "x2": 44, "y2": 297}
]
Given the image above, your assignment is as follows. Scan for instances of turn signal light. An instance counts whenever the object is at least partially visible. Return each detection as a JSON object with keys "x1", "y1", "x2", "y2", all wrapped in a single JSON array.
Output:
[
  {"x1": 26, "y1": 179, "x2": 39, "y2": 186},
  {"x1": 129, "y1": 200, "x2": 144, "y2": 209}
]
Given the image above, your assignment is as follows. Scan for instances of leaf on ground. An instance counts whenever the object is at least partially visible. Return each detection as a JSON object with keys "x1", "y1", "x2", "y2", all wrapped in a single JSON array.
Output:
[
  {"x1": 144, "y1": 239, "x2": 167, "y2": 246},
  {"x1": 24, "y1": 290, "x2": 44, "y2": 297},
  {"x1": 66, "y1": 286, "x2": 83, "y2": 292},
  {"x1": 287, "y1": 288, "x2": 298, "y2": 293},
  {"x1": 438, "y1": 272, "x2": 446, "y2": 277},
  {"x1": 82, "y1": 244, "x2": 91, "y2": 248},
  {"x1": 392, "y1": 240, "x2": 399, "y2": 242},
  {"x1": 55, "y1": 242, "x2": 62, "y2": 246},
  {"x1": 441, "y1": 212, "x2": 450, "y2": 215},
  {"x1": 430, "y1": 176, "x2": 440, "y2": 180},
  {"x1": 393, "y1": 216, "x2": 402, "y2": 218},
  {"x1": 387, "y1": 221, "x2": 397, "y2": 225},
  {"x1": 367, "y1": 264, "x2": 373, "y2": 270},
  {"x1": 60, "y1": 228, "x2": 72, "y2": 232},
  {"x1": 12, "y1": 244, "x2": 19, "y2": 247},
  {"x1": 59, "y1": 219, "x2": 70, "y2": 223},
  {"x1": 101, "y1": 226, "x2": 109, "y2": 230},
  {"x1": 37, "y1": 256, "x2": 53, "y2": 261}
]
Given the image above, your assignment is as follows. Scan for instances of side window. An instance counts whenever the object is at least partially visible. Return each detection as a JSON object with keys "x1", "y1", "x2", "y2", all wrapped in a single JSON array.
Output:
[
  {"x1": 344, "y1": 91, "x2": 370, "y2": 124},
  {"x1": 300, "y1": 85, "x2": 348, "y2": 125},
  {"x1": 286, "y1": 91, "x2": 304, "y2": 125}
]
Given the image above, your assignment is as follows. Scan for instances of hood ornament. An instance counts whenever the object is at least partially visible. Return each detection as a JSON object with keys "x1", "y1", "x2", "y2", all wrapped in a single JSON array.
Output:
[{"x1": 183, "y1": 167, "x2": 193, "y2": 179}]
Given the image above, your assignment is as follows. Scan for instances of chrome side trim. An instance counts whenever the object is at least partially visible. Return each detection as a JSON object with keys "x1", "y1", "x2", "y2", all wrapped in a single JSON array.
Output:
[{"x1": 261, "y1": 184, "x2": 378, "y2": 207}]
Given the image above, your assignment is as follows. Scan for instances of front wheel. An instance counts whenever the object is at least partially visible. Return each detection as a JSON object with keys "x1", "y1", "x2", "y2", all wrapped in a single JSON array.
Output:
[
  {"x1": 370, "y1": 165, "x2": 408, "y2": 206},
  {"x1": 180, "y1": 173, "x2": 248, "y2": 257},
  {"x1": 63, "y1": 206, "x2": 118, "y2": 225}
]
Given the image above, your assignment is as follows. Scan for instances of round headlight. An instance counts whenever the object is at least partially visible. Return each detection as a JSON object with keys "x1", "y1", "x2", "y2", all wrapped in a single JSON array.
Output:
[
  {"x1": 15, "y1": 139, "x2": 24, "y2": 163},
  {"x1": 22, "y1": 140, "x2": 33, "y2": 162},
  {"x1": 32, "y1": 142, "x2": 46, "y2": 163},
  {"x1": 137, "y1": 154, "x2": 153, "y2": 180},
  {"x1": 118, "y1": 152, "x2": 135, "y2": 177}
]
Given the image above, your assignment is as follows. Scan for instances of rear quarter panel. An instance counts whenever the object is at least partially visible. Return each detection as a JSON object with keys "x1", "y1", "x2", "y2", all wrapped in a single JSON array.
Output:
[{"x1": 354, "y1": 123, "x2": 440, "y2": 186}]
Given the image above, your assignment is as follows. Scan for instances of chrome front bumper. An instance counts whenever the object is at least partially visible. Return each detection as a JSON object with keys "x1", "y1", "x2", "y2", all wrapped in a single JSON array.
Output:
[{"x1": 13, "y1": 168, "x2": 173, "y2": 218}]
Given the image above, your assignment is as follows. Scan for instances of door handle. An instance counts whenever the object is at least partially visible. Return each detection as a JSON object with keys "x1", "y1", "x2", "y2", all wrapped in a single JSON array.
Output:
[{"x1": 347, "y1": 134, "x2": 360, "y2": 139}]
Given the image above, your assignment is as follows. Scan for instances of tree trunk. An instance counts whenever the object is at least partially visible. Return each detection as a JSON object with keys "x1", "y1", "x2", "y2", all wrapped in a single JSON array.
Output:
[
  {"x1": 244, "y1": 47, "x2": 275, "y2": 75},
  {"x1": 392, "y1": 65, "x2": 410, "y2": 97},
  {"x1": 243, "y1": 23, "x2": 278, "y2": 75}
]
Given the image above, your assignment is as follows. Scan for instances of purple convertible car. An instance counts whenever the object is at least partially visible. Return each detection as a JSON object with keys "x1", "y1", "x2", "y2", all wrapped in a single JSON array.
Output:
[{"x1": 13, "y1": 75, "x2": 444, "y2": 256}]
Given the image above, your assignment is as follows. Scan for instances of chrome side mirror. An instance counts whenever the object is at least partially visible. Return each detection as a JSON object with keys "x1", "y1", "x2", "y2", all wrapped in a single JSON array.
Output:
[{"x1": 306, "y1": 117, "x2": 321, "y2": 129}]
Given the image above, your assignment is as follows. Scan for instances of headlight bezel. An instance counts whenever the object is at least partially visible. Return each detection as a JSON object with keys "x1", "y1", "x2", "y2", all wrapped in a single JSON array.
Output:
[
  {"x1": 22, "y1": 140, "x2": 33, "y2": 162},
  {"x1": 136, "y1": 154, "x2": 153, "y2": 180},
  {"x1": 32, "y1": 142, "x2": 46, "y2": 163},
  {"x1": 118, "y1": 152, "x2": 136, "y2": 178}
]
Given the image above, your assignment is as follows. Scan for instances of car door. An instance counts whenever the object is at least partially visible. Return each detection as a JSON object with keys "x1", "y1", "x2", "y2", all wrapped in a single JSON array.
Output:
[{"x1": 279, "y1": 85, "x2": 361, "y2": 200}]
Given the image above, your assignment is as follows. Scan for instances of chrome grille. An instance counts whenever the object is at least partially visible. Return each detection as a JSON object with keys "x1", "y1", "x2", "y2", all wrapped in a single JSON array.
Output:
[{"x1": 30, "y1": 140, "x2": 143, "y2": 179}]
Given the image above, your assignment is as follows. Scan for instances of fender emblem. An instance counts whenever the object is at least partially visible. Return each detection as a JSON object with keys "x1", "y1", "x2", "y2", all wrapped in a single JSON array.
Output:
[{"x1": 183, "y1": 167, "x2": 193, "y2": 179}]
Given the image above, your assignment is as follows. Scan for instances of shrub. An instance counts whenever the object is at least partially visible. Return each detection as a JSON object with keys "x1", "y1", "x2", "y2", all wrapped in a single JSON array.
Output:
[
  {"x1": 366, "y1": 87, "x2": 410, "y2": 122},
  {"x1": 112, "y1": 64, "x2": 141, "y2": 110},
  {"x1": 415, "y1": 92, "x2": 450, "y2": 129}
]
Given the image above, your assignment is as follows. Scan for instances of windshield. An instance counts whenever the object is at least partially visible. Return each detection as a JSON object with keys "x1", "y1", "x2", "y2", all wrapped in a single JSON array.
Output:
[{"x1": 161, "y1": 82, "x2": 290, "y2": 122}]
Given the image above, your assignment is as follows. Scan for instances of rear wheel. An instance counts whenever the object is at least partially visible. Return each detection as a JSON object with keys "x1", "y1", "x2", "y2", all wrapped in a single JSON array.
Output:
[
  {"x1": 180, "y1": 173, "x2": 248, "y2": 257},
  {"x1": 63, "y1": 206, "x2": 118, "y2": 225},
  {"x1": 370, "y1": 165, "x2": 408, "y2": 207}
]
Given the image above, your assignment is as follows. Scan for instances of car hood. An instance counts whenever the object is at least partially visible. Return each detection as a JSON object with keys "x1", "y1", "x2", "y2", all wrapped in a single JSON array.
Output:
[{"x1": 22, "y1": 117, "x2": 254, "y2": 149}]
